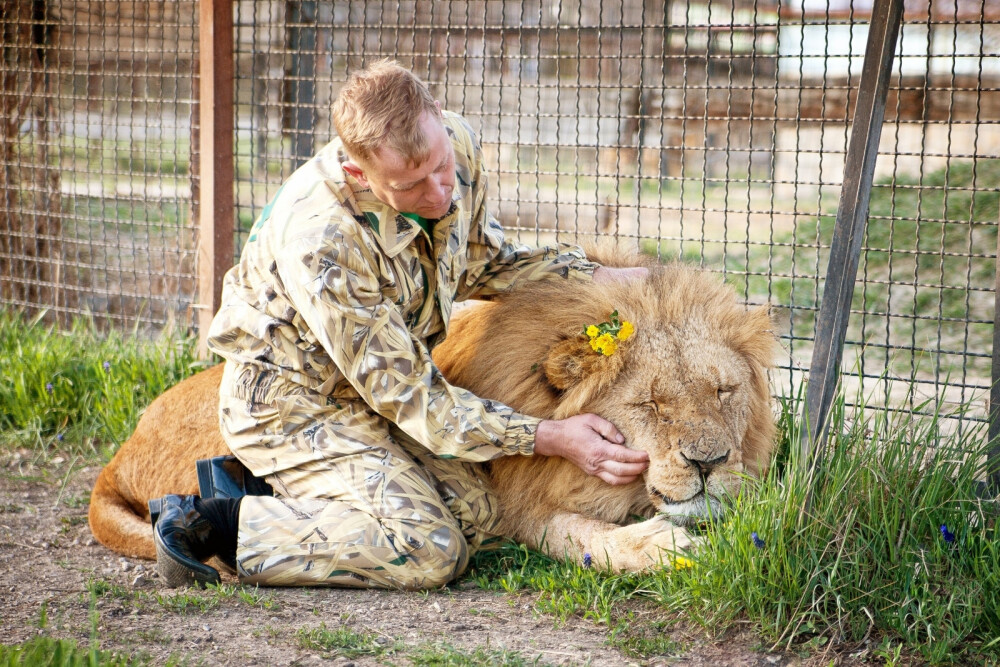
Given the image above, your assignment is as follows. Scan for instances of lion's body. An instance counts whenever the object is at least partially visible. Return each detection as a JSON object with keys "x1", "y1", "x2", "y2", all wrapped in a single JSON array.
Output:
[
  {"x1": 89, "y1": 252, "x2": 778, "y2": 571},
  {"x1": 88, "y1": 364, "x2": 230, "y2": 559}
]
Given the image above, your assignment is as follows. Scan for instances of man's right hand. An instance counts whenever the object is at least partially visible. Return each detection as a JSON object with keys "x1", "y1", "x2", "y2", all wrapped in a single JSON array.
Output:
[{"x1": 534, "y1": 414, "x2": 649, "y2": 486}]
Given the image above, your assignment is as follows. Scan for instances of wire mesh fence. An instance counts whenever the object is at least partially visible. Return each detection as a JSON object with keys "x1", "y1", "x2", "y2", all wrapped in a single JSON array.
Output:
[
  {"x1": 2, "y1": 0, "x2": 997, "y2": 435},
  {"x1": 1, "y1": 0, "x2": 200, "y2": 334},
  {"x1": 231, "y1": 0, "x2": 999, "y2": 432}
]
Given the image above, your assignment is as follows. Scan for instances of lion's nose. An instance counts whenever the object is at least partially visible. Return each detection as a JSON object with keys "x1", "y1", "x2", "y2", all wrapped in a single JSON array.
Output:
[{"x1": 682, "y1": 451, "x2": 729, "y2": 476}]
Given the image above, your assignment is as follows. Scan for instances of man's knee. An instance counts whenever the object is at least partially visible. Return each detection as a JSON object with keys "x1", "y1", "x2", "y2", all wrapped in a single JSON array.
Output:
[{"x1": 392, "y1": 522, "x2": 470, "y2": 590}]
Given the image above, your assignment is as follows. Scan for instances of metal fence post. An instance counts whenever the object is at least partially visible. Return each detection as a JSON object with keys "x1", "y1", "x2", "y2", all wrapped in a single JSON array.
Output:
[
  {"x1": 990, "y1": 198, "x2": 1000, "y2": 491},
  {"x1": 800, "y1": 0, "x2": 905, "y2": 465},
  {"x1": 288, "y1": 1, "x2": 317, "y2": 167},
  {"x1": 196, "y1": 0, "x2": 235, "y2": 356}
]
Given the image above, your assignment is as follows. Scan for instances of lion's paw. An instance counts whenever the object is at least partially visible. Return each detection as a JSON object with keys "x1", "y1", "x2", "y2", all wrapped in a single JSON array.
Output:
[{"x1": 589, "y1": 517, "x2": 702, "y2": 572}]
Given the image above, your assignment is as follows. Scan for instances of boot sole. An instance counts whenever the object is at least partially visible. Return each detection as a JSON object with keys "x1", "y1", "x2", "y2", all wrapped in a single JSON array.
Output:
[{"x1": 153, "y1": 525, "x2": 221, "y2": 588}]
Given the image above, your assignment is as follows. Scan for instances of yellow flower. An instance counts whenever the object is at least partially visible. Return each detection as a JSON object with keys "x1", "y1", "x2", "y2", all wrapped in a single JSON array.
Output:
[
  {"x1": 596, "y1": 334, "x2": 617, "y2": 356},
  {"x1": 673, "y1": 556, "x2": 694, "y2": 570},
  {"x1": 582, "y1": 310, "x2": 635, "y2": 356}
]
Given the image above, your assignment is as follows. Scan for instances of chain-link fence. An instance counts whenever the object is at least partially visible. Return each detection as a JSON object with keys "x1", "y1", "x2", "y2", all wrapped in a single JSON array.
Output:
[
  {"x1": 1, "y1": 0, "x2": 199, "y2": 334},
  {"x1": 231, "y1": 0, "x2": 999, "y2": 432},
  {"x1": 2, "y1": 1, "x2": 997, "y2": 434}
]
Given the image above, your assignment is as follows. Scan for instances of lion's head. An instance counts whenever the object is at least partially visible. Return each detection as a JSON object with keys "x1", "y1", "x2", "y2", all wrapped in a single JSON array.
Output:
[{"x1": 436, "y1": 250, "x2": 777, "y2": 525}]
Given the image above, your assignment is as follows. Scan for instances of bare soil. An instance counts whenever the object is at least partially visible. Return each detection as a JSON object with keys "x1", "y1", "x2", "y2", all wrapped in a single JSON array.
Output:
[{"x1": 0, "y1": 454, "x2": 893, "y2": 666}]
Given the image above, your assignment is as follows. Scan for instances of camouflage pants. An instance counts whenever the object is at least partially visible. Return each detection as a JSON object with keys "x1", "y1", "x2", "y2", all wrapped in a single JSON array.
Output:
[{"x1": 218, "y1": 366, "x2": 503, "y2": 590}]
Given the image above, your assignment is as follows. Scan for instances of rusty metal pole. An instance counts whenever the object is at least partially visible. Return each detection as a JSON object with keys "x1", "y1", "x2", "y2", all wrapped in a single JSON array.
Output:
[
  {"x1": 196, "y1": 0, "x2": 235, "y2": 356},
  {"x1": 799, "y1": 0, "x2": 904, "y2": 467}
]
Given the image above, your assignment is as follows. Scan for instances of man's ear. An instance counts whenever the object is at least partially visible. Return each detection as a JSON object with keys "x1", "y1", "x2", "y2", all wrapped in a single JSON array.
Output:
[{"x1": 343, "y1": 161, "x2": 370, "y2": 189}]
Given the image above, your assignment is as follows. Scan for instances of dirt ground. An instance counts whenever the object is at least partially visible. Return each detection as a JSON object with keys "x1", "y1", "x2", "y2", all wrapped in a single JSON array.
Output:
[{"x1": 0, "y1": 454, "x2": 893, "y2": 666}]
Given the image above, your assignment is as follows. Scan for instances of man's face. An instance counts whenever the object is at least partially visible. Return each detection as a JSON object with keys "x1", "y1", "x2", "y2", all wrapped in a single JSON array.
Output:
[{"x1": 347, "y1": 109, "x2": 456, "y2": 220}]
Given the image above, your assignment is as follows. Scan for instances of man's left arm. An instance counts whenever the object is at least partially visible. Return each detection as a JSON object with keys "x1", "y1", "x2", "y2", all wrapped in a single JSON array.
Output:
[
  {"x1": 448, "y1": 112, "x2": 645, "y2": 299},
  {"x1": 455, "y1": 214, "x2": 648, "y2": 298},
  {"x1": 456, "y1": 227, "x2": 597, "y2": 301}
]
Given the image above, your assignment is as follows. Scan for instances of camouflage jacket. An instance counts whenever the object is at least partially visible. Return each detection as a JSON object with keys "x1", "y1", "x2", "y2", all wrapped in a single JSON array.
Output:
[{"x1": 207, "y1": 111, "x2": 597, "y2": 462}]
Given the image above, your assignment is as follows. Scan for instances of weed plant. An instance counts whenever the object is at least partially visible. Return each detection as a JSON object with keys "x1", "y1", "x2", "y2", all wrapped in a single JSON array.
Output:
[
  {"x1": 0, "y1": 592, "x2": 169, "y2": 666},
  {"x1": 0, "y1": 637, "x2": 146, "y2": 666},
  {"x1": 469, "y1": 392, "x2": 999, "y2": 665},
  {"x1": 295, "y1": 623, "x2": 399, "y2": 659},
  {"x1": 0, "y1": 308, "x2": 200, "y2": 460},
  {"x1": 407, "y1": 641, "x2": 539, "y2": 666}
]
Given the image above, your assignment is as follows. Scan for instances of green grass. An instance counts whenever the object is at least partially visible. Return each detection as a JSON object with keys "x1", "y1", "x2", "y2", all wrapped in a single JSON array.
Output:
[
  {"x1": 641, "y1": 159, "x2": 999, "y2": 378},
  {"x1": 295, "y1": 623, "x2": 400, "y2": 659},
  {"x1": 0, "y1": 308, "x2": 202, "y2": 460},
  {"x1": 799, "y1": 159, "x2": 999, "y2": 317},
  {"x1": 295, "y1": 624, "x2": 537, "y2": 665},
  {"x1": 0, "y1": 636, "x2": 149, "y2": 666},
  {"x1": 3, "y1": 308, "x2": 998, "y2": 664},
  {"x1": 84, "y1": 578, "x2": 279, "y2": 614},
  {"x1": 0, "y1": 594, "x2": 172, "y2": 666},
  {"x1": 57, "y1": 135, "x2": 192, "y2": 177},
  {"x1": 469, "y1": 392, "x2": 1000, "y2": 665},
  {"x1": 607, "y1": 615, "x2": 684, "y2": 660},
  {"x1": 69, "y1": 197, "x2": 190, "y2": 234},
  {"x1": 407, "y1": 642, "x2": 539, "y2": 666}
]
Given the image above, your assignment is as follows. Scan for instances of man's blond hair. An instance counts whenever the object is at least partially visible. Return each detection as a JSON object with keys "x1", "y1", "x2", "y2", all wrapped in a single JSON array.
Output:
[{"x1": 332, "y1": 59, "x2": 440, "y2": 168}]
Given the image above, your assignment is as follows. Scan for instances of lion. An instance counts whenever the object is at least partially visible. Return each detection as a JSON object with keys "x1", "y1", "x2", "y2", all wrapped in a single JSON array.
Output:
[{"x1": 89, "y1": 253, "x2": 778, "y2": 573}]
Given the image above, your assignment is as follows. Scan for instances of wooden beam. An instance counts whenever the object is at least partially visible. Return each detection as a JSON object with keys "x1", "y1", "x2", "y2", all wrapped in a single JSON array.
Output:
[{"x1": 196, "y1": 0, "x2": 234, "y2": 356}]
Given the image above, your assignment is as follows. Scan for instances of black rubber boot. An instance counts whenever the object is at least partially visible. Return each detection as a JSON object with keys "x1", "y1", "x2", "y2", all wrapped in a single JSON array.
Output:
[{"x1": 152, "y1": 494, "x2": 223, "y2": 588}]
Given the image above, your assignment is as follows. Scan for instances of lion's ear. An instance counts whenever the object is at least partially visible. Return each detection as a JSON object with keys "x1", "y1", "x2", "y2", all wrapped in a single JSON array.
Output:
[
  {"x1": 542, "y1": 335, "x2": 627, "y2": 394},
  {"x1": 542, "y1": 338, "x2": 597, "y2": 390},
  {"x1": 542, "y1": 336, "x2": 628, "y2": 418}
]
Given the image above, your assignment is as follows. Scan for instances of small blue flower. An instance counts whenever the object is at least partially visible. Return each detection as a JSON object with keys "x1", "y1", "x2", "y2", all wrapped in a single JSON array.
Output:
[
  {"x1": 751, "y1": 532, "x2": 765, "y2": 549},
  {"x1": 56, "y1": 433, "x2": 64, "y2": 442},
  {"x1": 940, "y1": 524, "x2": 955, "y2": 544},
  {"x1": 102, "y1": 361, "x2": 111, "y2": 372},
  {"x1": 45, "y1": 382, "x2": 53, "y2": 395},
  {"x1": 583, "y1": 553, "x2": 592, "y2": 569}
]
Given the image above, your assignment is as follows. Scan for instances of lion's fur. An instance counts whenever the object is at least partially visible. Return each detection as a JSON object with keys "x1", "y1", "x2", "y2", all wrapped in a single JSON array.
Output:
[
  {"x1": 435, "y1": 254, "x2": 777, "y2": 553},
  {"x1": 88, "y1": 364, "x2": 230, "y2": 559},
  {"x1": 89, "y1": 246, "x2": 778, "y2": 570}
]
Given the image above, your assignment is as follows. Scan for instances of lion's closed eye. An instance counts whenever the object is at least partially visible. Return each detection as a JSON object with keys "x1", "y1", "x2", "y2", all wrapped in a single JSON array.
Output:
[
  {"x1": 717, "y1": 385, "x2": 737, "y2": 403},
  {"x1": 636, "y1": 400, "x2": 658, "y2": 414},
  {"x1": 637, "y1": 399, "x2": 673, "y2": 424}
]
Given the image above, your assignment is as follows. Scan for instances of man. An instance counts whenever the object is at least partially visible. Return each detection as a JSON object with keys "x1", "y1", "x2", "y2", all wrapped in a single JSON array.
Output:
[{"x1": 152, "y1": 60, "x2": 648, "y2": 590}]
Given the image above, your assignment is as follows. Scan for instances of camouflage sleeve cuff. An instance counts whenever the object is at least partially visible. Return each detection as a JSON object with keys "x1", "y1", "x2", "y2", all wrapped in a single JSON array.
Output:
[
  {"x1": 501, "y1": 412, "x2": 542, "y2": 456},
  {"x1": 549, "y1": 244, "x2": 598, "y2": 282},
  {"x1": 565, "y1": 258, "x2": 599, "y2": 282}
]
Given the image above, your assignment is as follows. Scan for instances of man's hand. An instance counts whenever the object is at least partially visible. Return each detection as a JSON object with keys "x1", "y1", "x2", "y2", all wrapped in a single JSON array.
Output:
[
  {"x1": 534, "y1": 414, "x2": 649, "y2": 485},
  {"x1": 592, "y1": 266, "x2": 649, "y2": 285}
]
